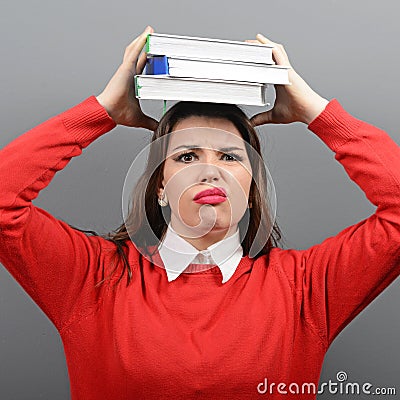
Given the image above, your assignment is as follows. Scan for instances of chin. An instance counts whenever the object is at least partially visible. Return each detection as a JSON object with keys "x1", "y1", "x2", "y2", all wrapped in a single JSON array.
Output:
[
  {"x1": 202, "y1": 219, "x2": 238, "y2": 234},
  {"x1": 174, "y1": 205, "x2": 243, "y2": 233}
]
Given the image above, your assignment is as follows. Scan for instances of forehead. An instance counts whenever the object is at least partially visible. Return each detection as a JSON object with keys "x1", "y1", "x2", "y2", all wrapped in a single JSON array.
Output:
[
  {"x1": 173, "y1": 116, "x2": 241, "y2": 134},
  {"x1": 168, "y1": 116, "x2": 245, "y2": 152}
]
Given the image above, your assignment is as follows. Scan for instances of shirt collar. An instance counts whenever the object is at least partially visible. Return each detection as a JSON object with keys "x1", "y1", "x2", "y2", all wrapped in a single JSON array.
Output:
[{"x1": 157, "y1": 223, "x2": 243, "y2": 284}]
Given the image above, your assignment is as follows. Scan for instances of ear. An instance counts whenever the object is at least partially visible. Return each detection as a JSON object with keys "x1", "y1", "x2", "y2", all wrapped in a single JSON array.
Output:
[
  {"x1": 160, "y1": 176, "x2": 166, "y2": 190},
  {"x1": 157, "y1": 184, "x2": 164, "y2": 198},
  {"x1": 157, "y1": 171, "x2": 166, "y2": 197}
]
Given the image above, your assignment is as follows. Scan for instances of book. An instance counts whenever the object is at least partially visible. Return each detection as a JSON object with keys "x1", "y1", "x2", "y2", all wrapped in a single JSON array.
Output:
[
  {"x1": 145, "y1": 33, "x2": 274, "y2": 64},
  {"x1": 145, "y1": 55, "x2": 290, "y2": 84},
  {"x1": 135, "y1": 75, "x2": 270, "y2": 106}
]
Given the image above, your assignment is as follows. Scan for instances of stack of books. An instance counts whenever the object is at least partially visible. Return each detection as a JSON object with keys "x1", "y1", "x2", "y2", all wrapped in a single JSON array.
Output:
[{"x1": 135, "y1": 33, "x2": 291, "y2": 106}]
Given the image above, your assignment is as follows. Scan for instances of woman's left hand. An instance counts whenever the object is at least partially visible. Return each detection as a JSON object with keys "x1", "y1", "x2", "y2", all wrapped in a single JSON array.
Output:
[{"x1": 248, "y1": 34, "x2": 329, "y2": 126}]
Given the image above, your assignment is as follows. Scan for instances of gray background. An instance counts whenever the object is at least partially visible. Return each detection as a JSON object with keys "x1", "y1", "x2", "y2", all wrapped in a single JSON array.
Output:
[{"x1": 0, "y1": 0, "x2": 399, "y2": 398}]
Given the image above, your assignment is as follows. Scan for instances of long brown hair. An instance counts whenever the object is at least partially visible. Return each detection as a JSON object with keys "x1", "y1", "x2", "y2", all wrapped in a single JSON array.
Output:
[{"x1": 69, "y1": 101, "x2": 282, "y2": 287}]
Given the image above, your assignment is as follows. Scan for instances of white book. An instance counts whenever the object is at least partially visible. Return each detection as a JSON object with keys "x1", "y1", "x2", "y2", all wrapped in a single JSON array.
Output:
[
  {"x1": 145, "y1": 56, "x2": 290, "y2": 84},
  {"x1": 135, "y1": 75, "x2": 270, "y2": 106},
  {"x1": 146, "y1": 33, "x2": 274, "y2": 65}
]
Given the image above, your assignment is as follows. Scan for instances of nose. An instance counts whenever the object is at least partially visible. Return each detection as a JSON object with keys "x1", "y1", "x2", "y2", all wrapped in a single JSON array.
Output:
[{"x1": 199, "y1": 162, "x2": 221, "y2": 183}]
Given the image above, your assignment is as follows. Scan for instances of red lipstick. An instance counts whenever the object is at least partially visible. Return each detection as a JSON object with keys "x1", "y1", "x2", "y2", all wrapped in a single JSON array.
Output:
[{"x1": 193, "y1": 187, "x2": 227, "y2": 204}]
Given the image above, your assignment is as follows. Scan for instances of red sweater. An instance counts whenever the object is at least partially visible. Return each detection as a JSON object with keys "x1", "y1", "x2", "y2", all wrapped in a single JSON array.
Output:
[{"x1": 0, "y1": 97, "x2": 399, "y2": 400}]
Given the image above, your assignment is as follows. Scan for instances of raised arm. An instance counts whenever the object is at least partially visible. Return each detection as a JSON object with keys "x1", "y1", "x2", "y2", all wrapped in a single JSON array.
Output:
[
  {"x1": 0, "y1": 26, "x2": 158, "y2": 332},
  {"x1": 0, "y1": 97, "x2": 116, "y2": 331},
  {"x1": 251, "y1": 34, "x2": 400, "y2": 349},
  {"x1": 299, "y1": 101, "x2": 400, "y2": 348}
]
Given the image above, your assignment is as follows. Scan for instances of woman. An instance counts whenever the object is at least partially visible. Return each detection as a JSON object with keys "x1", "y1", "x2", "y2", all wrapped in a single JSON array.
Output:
[{"x1": 0, "y1": 26, "x2": 399, "y2": 399}]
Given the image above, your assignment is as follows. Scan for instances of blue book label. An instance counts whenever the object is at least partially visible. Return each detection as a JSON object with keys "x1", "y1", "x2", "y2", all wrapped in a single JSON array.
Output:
[{"x1": 144, "y1": 56, "x2": 169, "y2": 75}]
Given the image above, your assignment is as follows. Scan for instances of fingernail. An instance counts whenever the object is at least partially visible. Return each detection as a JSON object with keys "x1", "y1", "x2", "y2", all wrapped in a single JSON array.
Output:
[{"x1": 145, "y1": 26, "x2": 153, "y2": 33}]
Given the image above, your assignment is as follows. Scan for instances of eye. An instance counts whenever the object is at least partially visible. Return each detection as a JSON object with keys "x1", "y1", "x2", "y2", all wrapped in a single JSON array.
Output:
[
  {"x1": 174, "y1": 151, "x2": 198, "y2": 163},
  {"x1": 221, "y1": 153, "x2": 243, "y2": 162}
]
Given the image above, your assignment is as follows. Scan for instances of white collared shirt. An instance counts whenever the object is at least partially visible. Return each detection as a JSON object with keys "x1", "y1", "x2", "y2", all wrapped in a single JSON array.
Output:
[{"x1": 157, "y1": 223, "x2": 243, "y2": 284}]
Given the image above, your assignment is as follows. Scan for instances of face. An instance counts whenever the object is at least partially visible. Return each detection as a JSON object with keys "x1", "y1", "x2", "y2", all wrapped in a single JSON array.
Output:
[{"x1": 158, "y1": 116, "x2": 252, "y2": 240}]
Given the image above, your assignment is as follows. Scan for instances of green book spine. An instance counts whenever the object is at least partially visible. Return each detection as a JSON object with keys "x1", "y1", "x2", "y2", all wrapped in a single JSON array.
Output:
[
  {"x1": 145, "y1": 34, "x2": 151, "y2": 53},
  {"x1": 134, "y1": 76, "x2": 142, "y2": 97}
]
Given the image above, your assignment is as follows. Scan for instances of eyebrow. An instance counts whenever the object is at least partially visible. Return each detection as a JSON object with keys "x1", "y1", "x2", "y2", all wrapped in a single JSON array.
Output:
[{"x1": 171, "y1": 145, "x2": 246, "y2": 152}]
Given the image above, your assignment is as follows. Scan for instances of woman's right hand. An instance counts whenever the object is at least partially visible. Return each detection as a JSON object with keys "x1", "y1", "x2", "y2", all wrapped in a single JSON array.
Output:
[{"x1": 96, "y1": 26, "x2": 158, "y2": 131}]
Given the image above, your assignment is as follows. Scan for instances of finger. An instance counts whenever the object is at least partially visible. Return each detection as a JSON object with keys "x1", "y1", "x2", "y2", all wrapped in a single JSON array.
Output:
[
  {"x1": 256, "y1": 33, "x2": 274, "y2": 44},
  {"x1": 136, "y1": 51, "x2": 148, "y2": 74},
  {"x1": 256, "y1": 33, "x2": 291, "y2": 67},
  {"x1": 123, "y1": 26, "x2": 154, "y2": 66},
  {"x1": 126, "y1": 25, "x2": 154, "y2": 48},
  {"x1": 250, "y1": 112, "x2": 272, "y2": 127},
  {"x1": 125, "y1": 26, "x2": 152, "y2": 55}
]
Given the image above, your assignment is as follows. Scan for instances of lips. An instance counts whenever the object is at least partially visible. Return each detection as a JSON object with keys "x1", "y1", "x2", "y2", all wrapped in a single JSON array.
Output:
[
  {"x1": 193, "y1": 187, "x2": 227, "y2": 205},
  {"x1": 193, "y1": 187, "x2": 227, "y2": 200}
]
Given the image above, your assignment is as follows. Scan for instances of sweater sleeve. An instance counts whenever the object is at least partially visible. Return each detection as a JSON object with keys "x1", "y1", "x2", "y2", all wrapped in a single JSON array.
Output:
[
  {"x1": 0, "y1": 96, "x2": 117, "y2": 332},
  {"x1": 279, "y1": 99, "x2": 400, "y2": 349}
]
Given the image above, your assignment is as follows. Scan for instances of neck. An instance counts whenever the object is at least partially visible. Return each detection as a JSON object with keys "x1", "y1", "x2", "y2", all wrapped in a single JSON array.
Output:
[{"x1": 170, "y1": 222, "x2": 238, "y2": 251}]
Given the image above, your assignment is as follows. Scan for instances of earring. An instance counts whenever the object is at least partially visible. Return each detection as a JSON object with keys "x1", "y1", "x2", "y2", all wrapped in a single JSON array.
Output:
[{"x1": 158, "y1": 191, "x2": 169, "y2": 207}]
